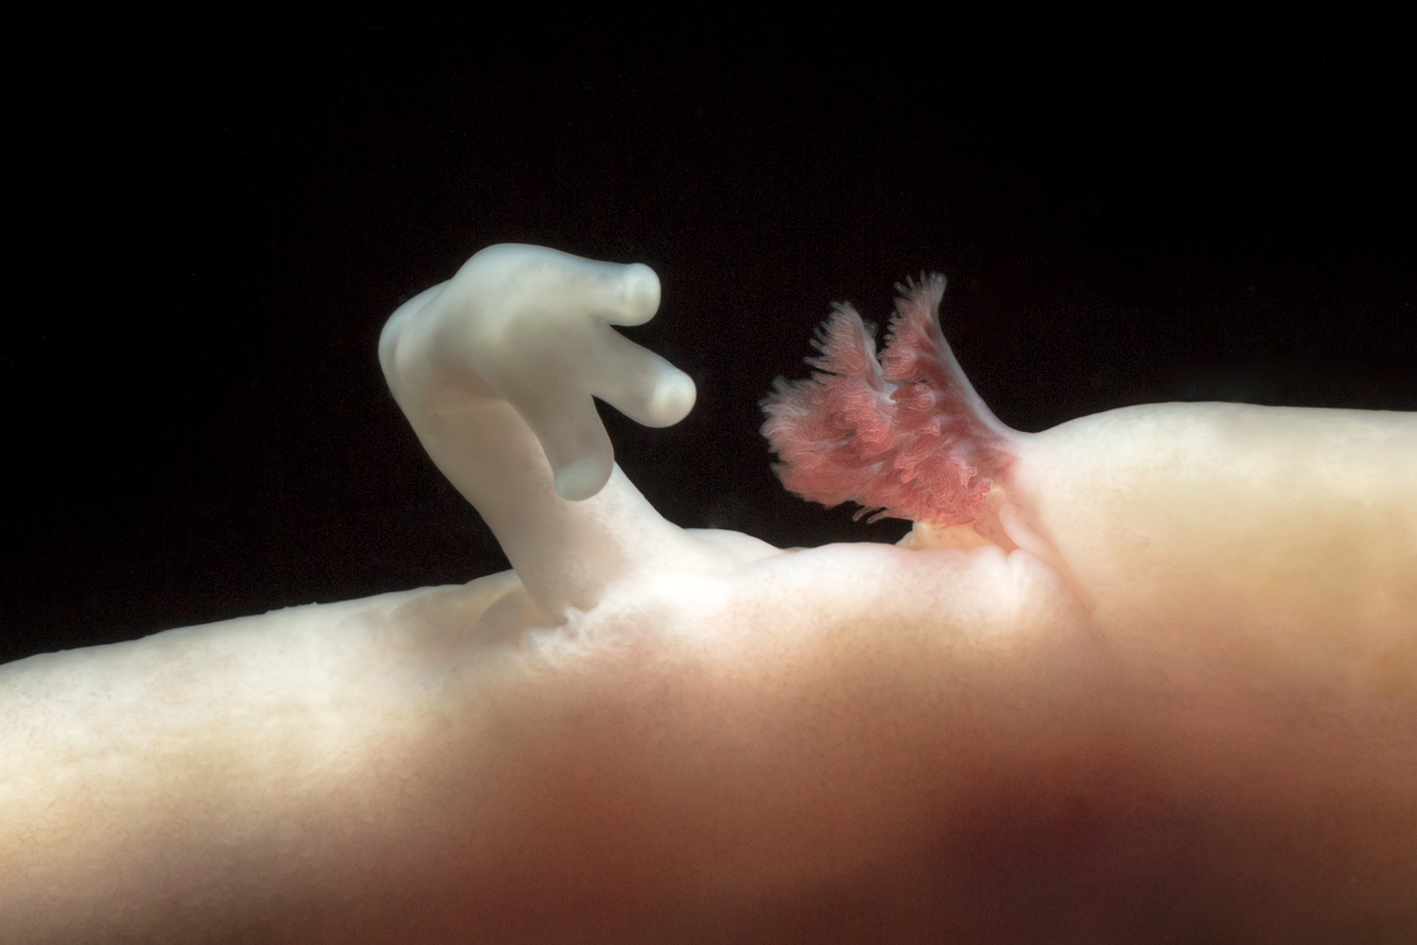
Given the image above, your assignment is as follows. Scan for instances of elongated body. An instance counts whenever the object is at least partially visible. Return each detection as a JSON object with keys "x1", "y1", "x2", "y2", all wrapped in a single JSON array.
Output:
[{"x1": 2, "y1": 246, "x2": 1413, "y2": 942}]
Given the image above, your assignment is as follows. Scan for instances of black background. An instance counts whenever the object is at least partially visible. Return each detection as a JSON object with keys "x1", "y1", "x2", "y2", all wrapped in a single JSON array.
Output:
[{"x1": 5, "y1": 15, "x2": 1413, "y2": 663}]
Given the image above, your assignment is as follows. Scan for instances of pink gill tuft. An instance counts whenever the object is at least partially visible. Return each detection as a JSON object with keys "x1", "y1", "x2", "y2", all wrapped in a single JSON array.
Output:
[{"x1": 761, "y1": 275, "x2": 1015, "y2": 528}]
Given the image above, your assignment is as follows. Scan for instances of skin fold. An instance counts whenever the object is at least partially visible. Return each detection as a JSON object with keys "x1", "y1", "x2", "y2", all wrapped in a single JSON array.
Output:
[{"x1": 2, "y1": 246, "x2": 1413, "y2": 943}]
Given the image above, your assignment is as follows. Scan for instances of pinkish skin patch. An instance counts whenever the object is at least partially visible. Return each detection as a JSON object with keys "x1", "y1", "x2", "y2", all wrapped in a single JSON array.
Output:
[{"x1": 762, "y1": 276, "x2": 1018, "y2": 530}]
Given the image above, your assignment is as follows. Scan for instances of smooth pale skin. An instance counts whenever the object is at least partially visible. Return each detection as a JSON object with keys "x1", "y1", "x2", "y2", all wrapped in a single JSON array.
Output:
[{"x1": 2, "y1": 246, "x2": 1414, "y2": 943}]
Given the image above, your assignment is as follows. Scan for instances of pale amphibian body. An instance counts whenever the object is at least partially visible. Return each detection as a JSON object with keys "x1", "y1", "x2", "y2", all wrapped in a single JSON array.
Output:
[{"x1": 2, "y1": 245, "x2": 1413, "y2": 942}]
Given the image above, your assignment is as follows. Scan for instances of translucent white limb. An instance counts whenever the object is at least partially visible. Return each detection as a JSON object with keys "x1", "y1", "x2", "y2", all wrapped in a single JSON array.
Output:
[
  {"x1": 379, "y1": 244, "x2": 734, "y2": 618},
  {"x1": 385, "y1": 244, "x2": 695, "y2": 499}
]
